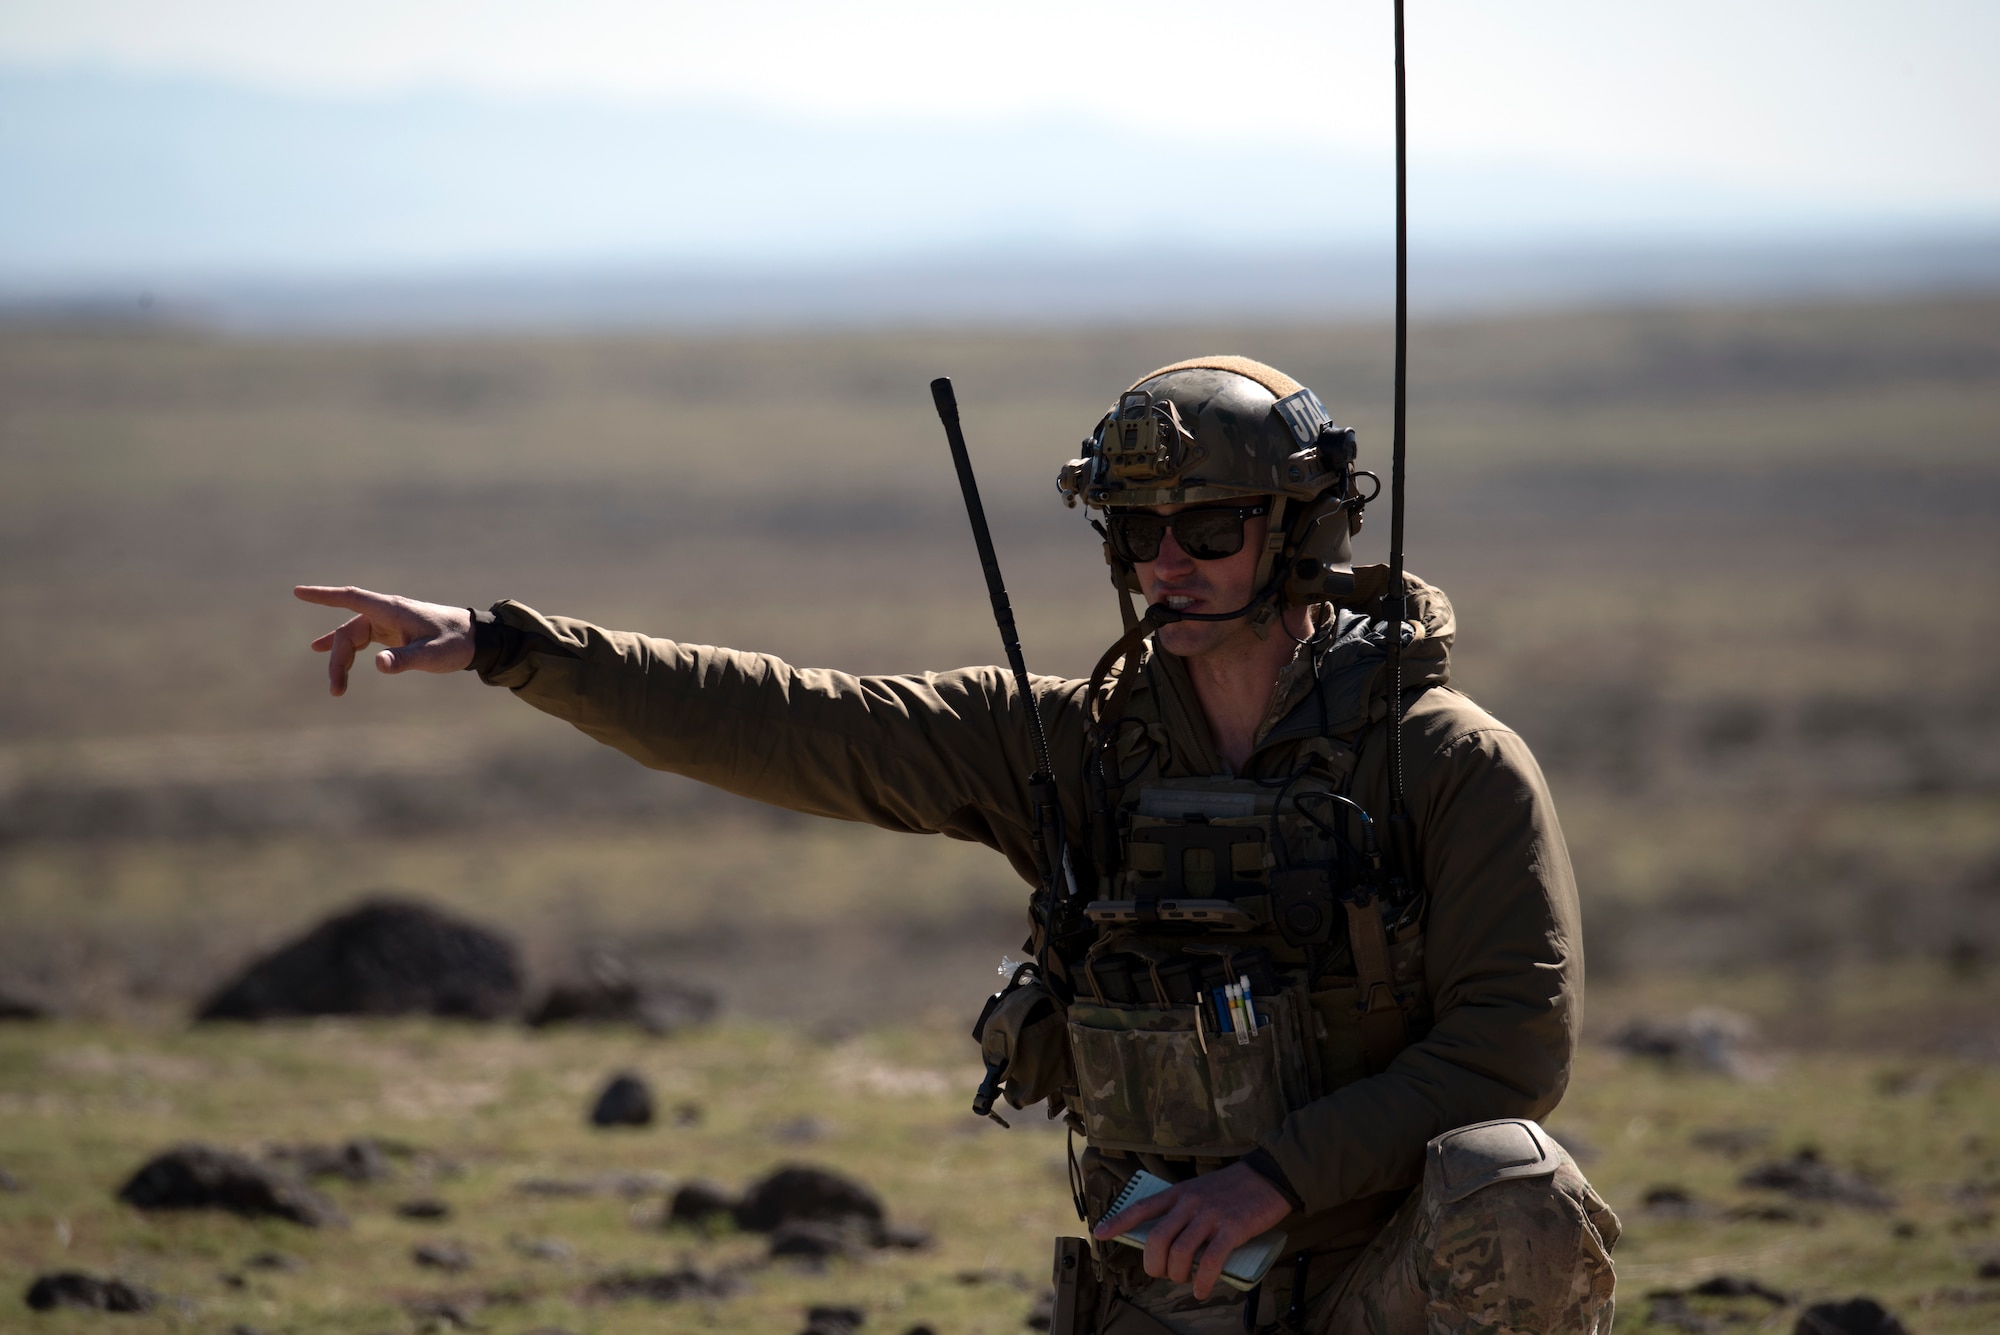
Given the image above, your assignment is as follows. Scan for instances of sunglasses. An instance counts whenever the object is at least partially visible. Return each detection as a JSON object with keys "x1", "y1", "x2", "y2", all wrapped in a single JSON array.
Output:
[{"x1": 1104, "y1": 502, "x2": 1271, "y2": 564}]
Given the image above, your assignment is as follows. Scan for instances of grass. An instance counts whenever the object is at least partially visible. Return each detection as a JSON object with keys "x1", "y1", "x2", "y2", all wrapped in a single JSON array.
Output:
[{"x1": 2, "y1": 984, "x2": 1998, "y2": 1333}]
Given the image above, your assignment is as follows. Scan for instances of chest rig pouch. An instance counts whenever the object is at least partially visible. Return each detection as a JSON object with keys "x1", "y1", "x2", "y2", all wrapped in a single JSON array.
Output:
[{"x1": 1064, "y1": 770, "x2": 1426, "y2": 1163}]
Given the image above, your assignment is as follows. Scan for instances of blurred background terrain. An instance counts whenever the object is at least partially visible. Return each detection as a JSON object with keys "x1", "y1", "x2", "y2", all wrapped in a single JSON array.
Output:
[{"x1": 4, "y1": 300, "x2": 1997, "y2": 1035}]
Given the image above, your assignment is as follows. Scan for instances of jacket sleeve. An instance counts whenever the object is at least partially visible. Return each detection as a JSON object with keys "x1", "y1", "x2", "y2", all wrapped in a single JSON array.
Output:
[
  {"x1": 1258, "y1": 704, "x2": 1583, "y2": 1214},
  {"x1": 477, "y1": 600, "x2": 1092, "y2": 886}
]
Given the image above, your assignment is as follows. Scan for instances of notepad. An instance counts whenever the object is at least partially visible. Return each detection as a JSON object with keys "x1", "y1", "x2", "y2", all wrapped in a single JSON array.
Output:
[{"x1": 1099, "y1": 1169, "x2": 1289, "y2": 1293}]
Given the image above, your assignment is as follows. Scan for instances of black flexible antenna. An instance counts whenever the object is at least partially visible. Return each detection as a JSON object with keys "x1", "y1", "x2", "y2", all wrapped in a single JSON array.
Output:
[
  {"x1": 933, "y1": 377, "x2": 1057, "y2": 784},
  {"x1": 1385, "y1": 0, "x2": 1419, "y2": 893},
  {"x1": 932, "y1": 376, "x2": 1078, "y2": 1123}
]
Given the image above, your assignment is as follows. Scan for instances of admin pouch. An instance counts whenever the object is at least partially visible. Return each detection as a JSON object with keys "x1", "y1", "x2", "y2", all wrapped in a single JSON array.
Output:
[
  {"x1": 1062, "y1": 775, "x2": 1428, "y2": 1163},
  {"x1": 1067, "y1": 987, "x2": 1312, "y2": 1157}
]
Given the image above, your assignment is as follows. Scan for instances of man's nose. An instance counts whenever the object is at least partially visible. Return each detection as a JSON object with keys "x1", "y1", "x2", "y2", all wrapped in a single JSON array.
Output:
[{"x1": 1152, "y1": 527, "x2": 1196, "y2": 573}]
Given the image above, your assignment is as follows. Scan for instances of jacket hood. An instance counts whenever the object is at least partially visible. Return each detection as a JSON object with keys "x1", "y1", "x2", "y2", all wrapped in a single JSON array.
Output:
[
  {"x1": 1130, "y1": 569, "x2": 1455, "y2": 764},
  {"x1": 1260, "y1": 570, "x2": 1455, "y2": 749}
]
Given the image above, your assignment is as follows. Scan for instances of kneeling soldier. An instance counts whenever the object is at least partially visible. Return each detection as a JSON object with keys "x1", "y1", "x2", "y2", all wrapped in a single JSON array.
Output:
[{"x1": 299, "y1": 356, "x2": 1619, "y2": 1334}]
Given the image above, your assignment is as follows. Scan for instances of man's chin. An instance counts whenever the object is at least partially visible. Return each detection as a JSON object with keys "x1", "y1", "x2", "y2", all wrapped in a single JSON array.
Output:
[{"x1": 1155, "y1": 621, "x2": 1219, "y2": 658}]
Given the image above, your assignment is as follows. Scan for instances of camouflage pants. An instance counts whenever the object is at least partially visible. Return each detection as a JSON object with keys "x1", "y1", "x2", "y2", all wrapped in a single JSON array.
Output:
[{"x1": 1111, "y1": 1121, "x2": 1619, "y2": 1335}]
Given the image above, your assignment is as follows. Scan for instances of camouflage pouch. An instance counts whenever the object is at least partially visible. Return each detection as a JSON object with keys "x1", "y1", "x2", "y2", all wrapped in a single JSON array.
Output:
[
  {"x1": 1067, "y1": 989, "x2": 1310, "y2": 1158},
  {"x1": 975, "y1": 971, "x2": 1074, "y2": 1111}
]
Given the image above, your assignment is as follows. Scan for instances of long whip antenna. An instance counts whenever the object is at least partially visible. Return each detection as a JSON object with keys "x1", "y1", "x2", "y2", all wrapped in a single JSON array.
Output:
[
  {"x1": 1385, "y1": 0, "x2": 1418, "y2": 875},
  {"x1": 932, "y1": 376, "x2": 1079, "y2": 1124},
  {"x1": 932, "y1": 377, "x2": 1057, "y2": 781}
]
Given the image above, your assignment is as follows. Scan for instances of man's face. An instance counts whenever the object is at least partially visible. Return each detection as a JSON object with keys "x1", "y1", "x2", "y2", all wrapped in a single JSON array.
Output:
[{"x1": 1131, "y1": 502, "x2": 1270, "y2": 660}]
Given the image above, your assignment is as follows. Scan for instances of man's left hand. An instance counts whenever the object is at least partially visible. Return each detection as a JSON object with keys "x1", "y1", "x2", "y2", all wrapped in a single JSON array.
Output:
[{"x1": 1091, "y1": 1162, "x2": 1293, "y2": 1301}]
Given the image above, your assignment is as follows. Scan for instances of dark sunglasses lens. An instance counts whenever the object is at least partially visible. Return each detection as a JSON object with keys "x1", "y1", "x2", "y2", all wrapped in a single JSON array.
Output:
[
  {"x1": 1109, "y1": 515, "x2": 1166, "y2": 563},
  {"x1": 1173, "y1": 510, "x2": 1247, "y2": 560}
]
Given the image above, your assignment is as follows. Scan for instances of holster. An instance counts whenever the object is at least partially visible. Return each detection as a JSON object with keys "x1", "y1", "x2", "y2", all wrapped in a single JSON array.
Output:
[{"x1": 1050, "y1": 1236, "x2": 1101, "y2": 1335}]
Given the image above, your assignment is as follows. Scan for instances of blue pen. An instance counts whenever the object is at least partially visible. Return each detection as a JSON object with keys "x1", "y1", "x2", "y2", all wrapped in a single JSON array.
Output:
[{"x1": 1211, "y1": 987, "x2": 1234, "y2": 1033}]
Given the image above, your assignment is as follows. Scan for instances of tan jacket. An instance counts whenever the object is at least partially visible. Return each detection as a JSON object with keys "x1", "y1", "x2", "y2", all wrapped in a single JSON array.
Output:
[{"x1": 479, "y1": 575, "x2": 1582, "y2": 1219}]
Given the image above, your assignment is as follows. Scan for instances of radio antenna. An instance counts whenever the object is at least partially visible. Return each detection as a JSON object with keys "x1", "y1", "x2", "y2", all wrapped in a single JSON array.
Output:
[
  {"x1": 1384, "y1": 0, "x2": 1420, "y2": 896},
  {"x1": 933, "y1": 377, "x2": 1057, "y2": 785},
  {"x1": 932, "y1": 375, "x2": 1080, "y2": 1124}
]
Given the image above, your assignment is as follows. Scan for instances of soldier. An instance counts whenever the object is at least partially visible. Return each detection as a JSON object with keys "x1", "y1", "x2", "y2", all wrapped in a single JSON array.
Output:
[{"x1": 298, "y1": 356, "x2": 1618, "y2": 1333}]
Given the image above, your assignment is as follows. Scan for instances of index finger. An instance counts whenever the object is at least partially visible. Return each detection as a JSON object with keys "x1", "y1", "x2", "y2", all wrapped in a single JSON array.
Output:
[
  {"x1": 1093, "y1": 1183, "x2": 1177, "y2": 1239},
  {"x1": 293, "y1": 584, "x2": 393, "y2": 615}
]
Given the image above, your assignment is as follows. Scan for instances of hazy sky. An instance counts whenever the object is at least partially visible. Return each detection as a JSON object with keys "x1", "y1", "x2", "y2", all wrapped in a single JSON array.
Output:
[{"x1": 5, "y1": 0, "x2": 1996, "y2": 212}]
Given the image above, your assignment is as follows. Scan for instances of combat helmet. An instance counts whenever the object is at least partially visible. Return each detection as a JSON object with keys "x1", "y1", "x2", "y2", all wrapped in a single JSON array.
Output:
[{"x1": 1057, "y1": 356, "x2": 1373, "y2": 633}]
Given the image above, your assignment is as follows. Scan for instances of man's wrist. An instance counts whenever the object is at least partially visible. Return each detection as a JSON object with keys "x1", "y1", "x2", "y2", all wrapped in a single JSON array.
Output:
[
  {"x1": 465, "y1": 606, "x2": 514, "y2": 677},
  {"x1": 1239, "y1": 1148, "x2": 1305, "y2": 1212}
]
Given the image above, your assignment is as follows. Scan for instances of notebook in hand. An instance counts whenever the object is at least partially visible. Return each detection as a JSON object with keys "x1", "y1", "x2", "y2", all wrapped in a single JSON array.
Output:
[{"x1": 1099, "y1": 1169, "x2": 1290, "y2": 1293}]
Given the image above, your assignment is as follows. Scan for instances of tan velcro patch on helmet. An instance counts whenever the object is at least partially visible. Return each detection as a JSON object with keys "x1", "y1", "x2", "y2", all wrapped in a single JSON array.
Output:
[{"x1": 1129, "y1": 356, "x2": 1302, "y2": 400}]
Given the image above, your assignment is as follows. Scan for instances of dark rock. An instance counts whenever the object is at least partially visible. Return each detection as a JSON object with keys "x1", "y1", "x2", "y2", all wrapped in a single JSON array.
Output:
[
  {"x1": 413, "y1": 1240, "x2": 474, "y2": 1271},
  {"x1": 232, "y1": 1325, "x2": 273, "y2": 1335},
  {"x1": 1640, "y1": 1185, "x2": 1705, "y2": 1219},
  {"x1": 0, "y1": 1166, "x2": 23, "y2": 1192},
  {"x1": 23, "y1": 1271, "x2": 157, "y2": 1313},
  {"x1": 220, "y1": 1272, "x2": 248, "y2": 1289},
  {"x1": 770, "y1": 1219, "x2": 867, "y2": 1264},
  {"x1": 1690, "y1": 1125, "x2": 1774, "y2": 1158},
  {"x1": 1609, "y1": 1008, "x2": 1760, "y2": 1077},
  {"x1": 879, "y1": 1221, "x2": 935, "y2": 1250},
  {"x1": 1980, "y1": 1257, "x2": 2000, "y2": 1279},
  {"x1": 0, "y1": 984, "x2": 49, "y2": 1020},
  {"x1": 589, "y1": 1072, "x2": 654, "y2": 1128},
  {"x1": 802, "y1": 1303, "x2": 866, "y2": 1334},
  {"x1": 242, "y1": 1251, "x2": 303, "y2": 1272},
  {"x1": 1740, "y1": 1148, "x2": 1896, "y2": 1210},
  {"x1": 406, "y1": 1295, "x2": 483, "y2": 1330},
  {"x1": 117, "y1": 1143, "x2": 343, "y2": 1227},
  {"x1": 587, "y1": 1266, "x2": 743, "y2": 1302},
  {"x1": 736, "y1": 1164, "x2": 885, "y2": 1236},
  {"x1": 513, "y1": 1170, "x2": 669, "y2": 1197},
  {"x1": 1645, "y1": 1292, "x2": 1716, "y2": 1333},
  {"x1": 1026, "y1": 1289, "x2": 1054, "y2": 1330},
  {"x1": 267, "y1": 1137, "x2": 393, "y2": 1183},
  {"x1": 1725, "y1": 1202, "x2": 1806, "y2": 1223},
  {"x1": 904, "y1": 1327, "x2": 937, "y2": 1335},
  {"x1": 398, "y1": 1197, "x2": 453, "y2": 1220},
  {"x1": 529, "y1": 959, "x2": 717, "y2": 1035},
  {"x1": 1794, "y1": 1296, "x2": 1910, "y2": 1334},
  {"x1": 770, "y1": 1115, "x2": 832, "y2": 1144},
  {"x1": 669, "y1": 1178, "x2": 741, "y2": 1226},
  {"x1": 1692, "y1": 1274, "x2": 1789, "y2": 1303},
  {"x1": 196, "y1": 896, "x2": 524, "y2": 1022}
]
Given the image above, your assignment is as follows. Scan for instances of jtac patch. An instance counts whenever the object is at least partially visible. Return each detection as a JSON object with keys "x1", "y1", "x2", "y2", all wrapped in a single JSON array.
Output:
[{"x1": 1273, "y1": 387, "x2": 1331, "y2": 446}]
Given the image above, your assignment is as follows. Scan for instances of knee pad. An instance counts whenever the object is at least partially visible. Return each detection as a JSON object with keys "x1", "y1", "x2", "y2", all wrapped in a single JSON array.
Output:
[{"x1": 1424, "y1": 1118, "x2": 1562, "y2": 1205}]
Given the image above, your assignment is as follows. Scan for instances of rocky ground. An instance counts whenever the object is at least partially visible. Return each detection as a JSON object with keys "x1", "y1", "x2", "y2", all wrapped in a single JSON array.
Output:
[{"x1": 1, "y1": 956, "x2": 1998, "y2": 1334}]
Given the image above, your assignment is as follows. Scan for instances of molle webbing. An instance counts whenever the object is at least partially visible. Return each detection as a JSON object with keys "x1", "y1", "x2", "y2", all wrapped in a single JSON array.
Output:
[
  {"x1": 1129, "y1": 356, "x2": 1303, "y2": 401},
  {"x1": 1345, "y1": 897, "x2": 1409, "y2": 1074}
]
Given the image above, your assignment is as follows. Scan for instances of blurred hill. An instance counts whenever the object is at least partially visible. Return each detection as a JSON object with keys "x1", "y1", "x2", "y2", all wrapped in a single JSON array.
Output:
[
  {"x1": 1, "y1": 296, "x2": 1997, "y2": 1025},
  {"x1": 7, "y1": 66, "x2": 1968, "y2": 283}
]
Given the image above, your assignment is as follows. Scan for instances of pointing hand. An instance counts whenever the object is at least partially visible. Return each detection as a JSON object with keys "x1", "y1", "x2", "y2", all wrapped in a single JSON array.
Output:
[{"x1": 293, "y1": 585, "x2": 476, "y2": 696}]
